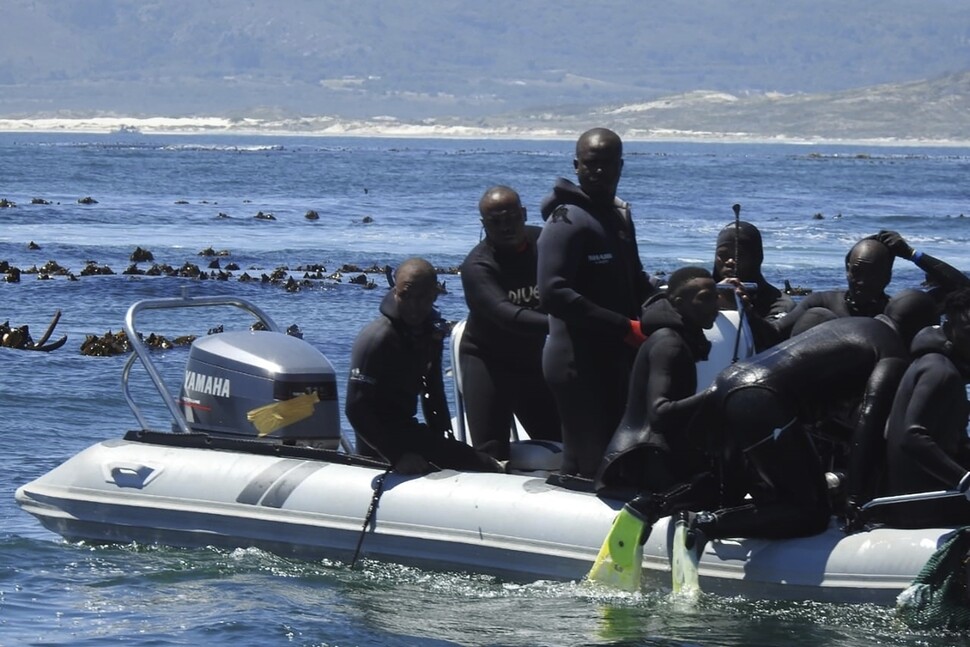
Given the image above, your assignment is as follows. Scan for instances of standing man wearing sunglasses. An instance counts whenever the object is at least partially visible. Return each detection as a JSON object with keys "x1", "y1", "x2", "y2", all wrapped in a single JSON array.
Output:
[{"x1": 459, "y1": 186, "x2": 562, "y2": 462}]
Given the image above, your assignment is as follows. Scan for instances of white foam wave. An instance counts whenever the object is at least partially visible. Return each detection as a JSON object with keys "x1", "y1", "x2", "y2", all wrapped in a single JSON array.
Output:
[
  {"x1": 0, "y1": 116, "x2": 235, "y2": 133},
  {"x1": 1, "y1": 115, "x2": 970, "y2": 147},
  {"x1": 158, "y1": 144, "x2": 286, "y2": 152}
]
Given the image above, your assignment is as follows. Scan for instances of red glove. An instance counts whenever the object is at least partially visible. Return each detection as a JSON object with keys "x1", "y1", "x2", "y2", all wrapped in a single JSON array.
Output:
[{"x1": 623, "y1": 319, "x2": 647, "y2": 347}]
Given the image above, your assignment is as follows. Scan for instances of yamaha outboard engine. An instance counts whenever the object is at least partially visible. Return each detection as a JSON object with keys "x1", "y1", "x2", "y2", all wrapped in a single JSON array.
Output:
[{"x1": 178, "y1": 330, "x2": 341, "y2": 448}]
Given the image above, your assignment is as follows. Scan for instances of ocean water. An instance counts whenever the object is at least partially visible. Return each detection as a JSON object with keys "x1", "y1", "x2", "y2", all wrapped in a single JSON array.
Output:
[{"x1": 1, "y1": 132, "x2": 970, "y2": 646}]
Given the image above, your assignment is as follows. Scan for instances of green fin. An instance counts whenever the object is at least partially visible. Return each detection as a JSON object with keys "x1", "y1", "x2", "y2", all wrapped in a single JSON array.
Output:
[
  {"x1": 587, "y1": 507, "x2": 647, "y2": 591},
  {"x1": 671, "y1": 516, "x2": 701, "y2": 597}
]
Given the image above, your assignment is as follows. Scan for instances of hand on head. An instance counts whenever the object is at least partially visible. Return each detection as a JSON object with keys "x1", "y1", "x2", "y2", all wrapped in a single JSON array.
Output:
[{"x1": 875, "y1": 230, "x2": 915, "y2": 259}]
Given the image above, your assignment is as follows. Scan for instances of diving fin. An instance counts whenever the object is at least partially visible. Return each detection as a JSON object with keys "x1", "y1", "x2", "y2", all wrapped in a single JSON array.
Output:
[
  {"x1": 587, "y1": 503, "x2": 650, "y2": 592},
  {"x1": 671, "y1": 511, "x2": 702, "y2": 597}
]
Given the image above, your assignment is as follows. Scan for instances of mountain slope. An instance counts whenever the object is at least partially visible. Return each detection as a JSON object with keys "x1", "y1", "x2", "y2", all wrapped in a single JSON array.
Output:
[{"x1": 1, "y1": 0, "x2": 969, "y2": 120}]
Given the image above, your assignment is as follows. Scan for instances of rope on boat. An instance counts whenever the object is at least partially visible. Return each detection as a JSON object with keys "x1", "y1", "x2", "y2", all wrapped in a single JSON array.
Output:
[{"x1": 350, "y1": 467, "x2": 392, "y2": 569}]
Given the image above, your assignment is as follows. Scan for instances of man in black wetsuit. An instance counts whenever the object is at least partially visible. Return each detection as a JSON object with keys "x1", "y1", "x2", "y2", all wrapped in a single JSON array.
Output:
[
  {"x1": 346, "y1": 257, "x2": 501, "y2": 475},
  {"x1": 774, "y1": 231, "x2": 968, "y2": 339},
  {"x1": 537, "y1": 128, "x2": 657, "y2": 480},
  {"x1": 881, "y1": 288, "x2": 970, "y2": 528},
  {"x1": 773, "y1": 237, "x2": 895, "y2": 340},
  {"x1": 688, "y1": 290, "x2": 938, "y2": 540},
  {"x1": 595, "y1": 266, "x2": 720, "y2": 498},
  {"x1": 459, "y1": 186, "x2": 561, "y2": 461},
  {"x1": 712, "y1": 220, "x2": 794, "y2": 351}
]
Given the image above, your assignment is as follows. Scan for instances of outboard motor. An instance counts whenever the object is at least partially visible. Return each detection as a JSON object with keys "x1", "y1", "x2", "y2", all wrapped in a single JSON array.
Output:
[{"x1": 178, "y1": 330, "x2": 341, "y2": 448}]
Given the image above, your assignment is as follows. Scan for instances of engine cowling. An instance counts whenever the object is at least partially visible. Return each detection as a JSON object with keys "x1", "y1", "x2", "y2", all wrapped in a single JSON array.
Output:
[{"x1": 178, "y1": 330, "x2": 341, "y2": 448}]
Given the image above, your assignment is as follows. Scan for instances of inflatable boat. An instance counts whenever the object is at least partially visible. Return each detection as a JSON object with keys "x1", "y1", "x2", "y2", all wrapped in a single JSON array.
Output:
[{"x1": 13, "y1": 294, "x2": 963, "y2": 607}]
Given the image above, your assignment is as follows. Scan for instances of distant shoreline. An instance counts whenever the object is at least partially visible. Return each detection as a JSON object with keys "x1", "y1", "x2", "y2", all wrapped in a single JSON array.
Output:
[{"x1": 1, "y1": 117, "x2": 969, "y2": 148}]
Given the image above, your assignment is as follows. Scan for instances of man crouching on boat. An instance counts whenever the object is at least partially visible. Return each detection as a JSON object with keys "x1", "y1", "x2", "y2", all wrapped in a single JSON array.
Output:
[
  {"x1": 346, "y1": 257, "x2": 503, "y2": 475},
  {"x1": 687, "y1": 290, "x2": 938, "y2": 540},
  {"x1": 594, "y1": 267, "x2": 721, "y2": 512}
]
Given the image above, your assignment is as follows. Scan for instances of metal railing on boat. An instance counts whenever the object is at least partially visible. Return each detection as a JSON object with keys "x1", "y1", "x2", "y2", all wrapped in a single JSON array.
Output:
[{"x1": 120, "y1": 290, "x2": 280, "y2": 435}]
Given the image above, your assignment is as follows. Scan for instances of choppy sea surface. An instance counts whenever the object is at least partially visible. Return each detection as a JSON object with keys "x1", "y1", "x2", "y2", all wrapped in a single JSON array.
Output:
[{"x1": 2, "y1": 132, "x2": 970, "y2": 646}]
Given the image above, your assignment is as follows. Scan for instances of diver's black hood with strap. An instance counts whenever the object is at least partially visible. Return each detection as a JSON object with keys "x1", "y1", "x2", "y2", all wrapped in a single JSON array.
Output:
[
  {"x1": 910, "y1": 325, "x2": 970, "y2": 379},
  {"x1": 640, "y1": 294, "x2": 712, "y2": 362},
  {"x1": 378, "y1": 290, "x2": 447, "y2": 342},
  {"x1": 540, "y1": 178, "x2": 589, "y2": 220}
]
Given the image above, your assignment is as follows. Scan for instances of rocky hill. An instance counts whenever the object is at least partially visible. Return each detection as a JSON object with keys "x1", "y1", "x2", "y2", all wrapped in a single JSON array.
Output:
[
  {"x1": 2, "y1": 0, "x2": 969, "y2": 121},
  {"x1": 2, "y1": 1, "x2": 969, "y2": 142},
  {"x1": 495, "y1": 72, "x2": 970, "y2": 142}
]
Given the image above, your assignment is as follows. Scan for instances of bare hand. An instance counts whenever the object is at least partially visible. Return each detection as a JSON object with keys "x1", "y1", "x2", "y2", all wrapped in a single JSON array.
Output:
[{"x1": 718, "y1": 278, "x2": 752, "y2": 311}]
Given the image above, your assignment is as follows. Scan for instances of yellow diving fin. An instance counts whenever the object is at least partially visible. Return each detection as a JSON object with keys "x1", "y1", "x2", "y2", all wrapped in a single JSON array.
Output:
[
  {"x1": 587, "y1": 504, "x2": 650, "y2": 592},
  {"x1": 246, "y1": 391, "x2": 320, "y2": 437},
  {"x1": 670, "y1": 512, "x2": 701, "y2": 597}
]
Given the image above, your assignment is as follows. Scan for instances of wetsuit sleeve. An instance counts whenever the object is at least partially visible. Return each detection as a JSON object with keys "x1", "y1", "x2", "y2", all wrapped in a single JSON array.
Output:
[
  {"x1": 771, "y1": 291, "x2": 825, "y2": 340},
  {"x1": 846, "y1": 357, "x2": 907, "y2": 502},
  {"x1": 744, "y1": 310, "x2": 782, "y2": 351},
  {"x1": 914, "y1": 253, "x2": 970, "y2": 294},
  {"x1": 537, "y1": 210, "x2": 631, "y2": 337},
  {"x1": 896, "y1": 357, "x2": 970, "y2": 488},
  {"x1": 646, "y1": 338, "x2": 708, "y2": 428},
  {"x1": 766, "y1": 293, "x2": 796, "y2": 319},
  {"x1": 461, "y1": 259, "x2": 548, "y2": 335},
  {"x1": 420, "y1": 336, "x2": 452, "y2": 436},
  {"x1": 345, "y1": 327, "x2": 411, "y2": 464}
]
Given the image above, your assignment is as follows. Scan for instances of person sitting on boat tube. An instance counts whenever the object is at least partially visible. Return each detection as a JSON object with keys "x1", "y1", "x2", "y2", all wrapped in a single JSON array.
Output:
[
  {"x1": 712, "y1": 219, "x2": 794, "y2": 352},
  {"x1": 772, "y1": 236, "x2": 896, "y2": 340},
  {"x1": 686, "y1": 289, "x2": 938, "y2": 540},
  {"x1": 594, "y1": 266, "x2": 720, "y2": 505},
  {"x1": 879, "y1": 287, "x2": 970, "y2": 529},
  {"x1": 346, "y1": 257, "x2": 503, "y2": 475},
  {"x1": 458, "y1": 185, "x2": 562, "y2": 461},
  {"x1": 773, "y1": 232, "x2": 966, "y2": 340}
]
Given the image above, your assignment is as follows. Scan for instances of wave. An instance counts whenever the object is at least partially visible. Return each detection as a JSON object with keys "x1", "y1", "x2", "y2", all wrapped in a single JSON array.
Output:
[
  {"x1": 0, "y1": 116, "x2": 235, "y2": 133},
  {"x1": 158, "y1": 144, "x2": 286, "y2": 152},
  {"x1": 32, "y1": 140, "x2": 287, "y2": 153},
  {"x1": 5, "y1": 115, "x2": 970, "y2": 148},
  {"x1": 795, "y1": 152, "x2": 970, "y2": 161}
]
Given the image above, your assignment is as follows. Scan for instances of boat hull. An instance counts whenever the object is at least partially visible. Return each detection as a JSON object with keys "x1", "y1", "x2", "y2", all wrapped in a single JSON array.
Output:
[{"x1": 15, "y1": 436, "x2": 956, "y2": 605}]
